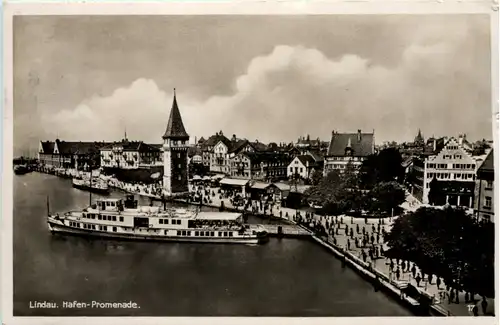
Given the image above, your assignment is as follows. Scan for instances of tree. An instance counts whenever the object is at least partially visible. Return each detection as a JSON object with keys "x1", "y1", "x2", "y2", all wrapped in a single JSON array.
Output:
[
  {"x1": 310, "y1": 169, "x2": 323, "y2": 186},
  {"x1": 365, "y1": 181, "x2": 406, "y2": 216},
  {"x1": 427, "y1": 177, "x2": 440, "y2": 206},
  {"x1": 304, "y1": 170, "x2": 343, "y2": 205},
  {"x1": 359, "y1": 148, "x2": 404, "y2": 189},
  {"x1": 386, "y1": 206, "x2": 495, "y2": 297}
]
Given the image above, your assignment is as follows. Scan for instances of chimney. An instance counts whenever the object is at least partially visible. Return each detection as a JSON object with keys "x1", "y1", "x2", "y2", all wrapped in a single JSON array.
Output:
[
  {"x1": 332, "y1": 130, "x2": 335, "y2": 136},
  {"x1": 232, "y1": 134, "x2": 236, "y2": 142},
  {"x1": 357, "y1": 129, "x2": 362, "y2": 142}
]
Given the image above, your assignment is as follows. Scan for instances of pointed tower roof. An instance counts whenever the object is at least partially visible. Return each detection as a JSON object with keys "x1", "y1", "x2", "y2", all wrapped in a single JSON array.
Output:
[{"x1": 162, "y1": 89, "x2": 189, "y2": 140}]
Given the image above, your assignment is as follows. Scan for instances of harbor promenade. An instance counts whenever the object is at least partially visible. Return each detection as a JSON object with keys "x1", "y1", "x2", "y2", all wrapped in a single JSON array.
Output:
[{"x1": 33, "y1": 168, "x2": 494, "y2": 316}]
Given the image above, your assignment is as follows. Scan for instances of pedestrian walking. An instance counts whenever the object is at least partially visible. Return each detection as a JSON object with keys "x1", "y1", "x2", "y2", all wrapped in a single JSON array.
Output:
[
  {"x1": 362, "y1": 226, "x2": 365, "y2": 235},
  {"x1": 347, "y1": 239, "x2": 351, "y2": 250},
  {"x1": 396, "y1": 268, "x2": 400, "y2": 281},
  {"x1": 390, "y1": 259, "x2": 394, "y2": 271},
  {"x1": 428, "y1": 273, "x2": 433, "y2": 284},
  {"x1": 436, "y1": 277, "x2": 441, "y2": 289},
  {"x1": 350, "y1": 228, "x2": 354, "y2": 238},
  {"x1": 356, "y1": 224, "x2": 360, "y2": 234},
  {"x1": 415, "y1": 274, "x2": 421, "y2": 287}
]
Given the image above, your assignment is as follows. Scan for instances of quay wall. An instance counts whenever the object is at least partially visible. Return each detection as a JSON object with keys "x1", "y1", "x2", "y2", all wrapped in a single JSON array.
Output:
[
  {"x1": 32, "y1": 168, "x2": 441, "y2": 315},
  {"x1": 305, "y1": 228, "x2": 447, "y2": 316}
]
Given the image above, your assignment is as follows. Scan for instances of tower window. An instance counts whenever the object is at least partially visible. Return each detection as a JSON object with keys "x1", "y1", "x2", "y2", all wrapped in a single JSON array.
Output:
[
  {"x1": 178, "y1": 175, "x2": 181, "y2": 180},
  {"x1": 177, "y1": 153, "x2": 180, "y2": 158}
]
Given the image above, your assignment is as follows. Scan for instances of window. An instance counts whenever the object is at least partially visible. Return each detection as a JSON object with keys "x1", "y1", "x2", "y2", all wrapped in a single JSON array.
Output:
[
  {"x1": 218, "y1": 232, "x2": 222, "y2": 236},
  {"x1": 224, "y1": 232, "x2": 228, "y2": 237},
  {"x1": 177, "y1": 231, "x2": 181, "y2": 236},
  {"x1": 486, "y1": 180, "x2": 493, "y2": 189},
  {"x1": 177, "y1": 153, "x2": 180, "y2": 158},
  {"x1": 200, "y1": 232, "x2": 204, "y2": 237},
  {"x1": 159, "y1": 219, "x2": 163, "y2": 224},
  {"x1": 205, "y1": 231, "x2": 210, "y2": 236},
  {"x1": 177, "y1": 220, "x2": 181, "y2": 225},
  {"x1": 187, "y1": 231, "x2": 191, "y2": 236},
  {"x1": 119, "y1": 216, "x2": 124, "y2": 222},
  {"x1": 195, "y1": 231, "x2": 199, "y2": 236},
  {"x1": 229, "y1": 232, "x2": 233, "y2": 237},
  {"x1": 171, "y1": 219, "x2": 176, "y2": 224},
  {"x1": 485, "y1": 196, "x2": 492, "y2": 209},
  {"x1": 113, "y1": 227, "x2": 117, "y2": 232},
  {"x1": 300, "y1": 168, "x2": 303, "y2": 173},
  {"x1": 182, "y1": 231, "x2": 186, "y2": 236},
  {"x1": 164, "y1": 219, "x2": 169, "y2": 225},
  {"x1": 211, "y1": 232, "x2": 215, "y2": 236},
  {"x1": 112, "y1": 216, "x2": 116, "y2": 221},
  {"x1": 98, "y1": 215, "x2": 102, "y2": 220},
  {"x1": 92, "y1": 214, "x2": 96, "y2": 219}
]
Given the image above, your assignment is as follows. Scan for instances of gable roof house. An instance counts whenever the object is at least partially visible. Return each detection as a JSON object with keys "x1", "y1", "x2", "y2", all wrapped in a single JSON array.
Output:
[{"x1": 287, "y1": 154, "x2": 322, "y2": 179}]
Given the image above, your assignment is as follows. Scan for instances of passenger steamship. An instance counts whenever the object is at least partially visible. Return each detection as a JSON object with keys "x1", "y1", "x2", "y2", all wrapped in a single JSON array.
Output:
[{"x1": 46, "y1": 195, "x2": 268, "y2": 244}]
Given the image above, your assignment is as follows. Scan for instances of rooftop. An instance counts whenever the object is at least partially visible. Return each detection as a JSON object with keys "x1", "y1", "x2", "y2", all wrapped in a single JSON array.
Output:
[{"x1": 162, "y1": 90, "x2": 189, "y2": 140}]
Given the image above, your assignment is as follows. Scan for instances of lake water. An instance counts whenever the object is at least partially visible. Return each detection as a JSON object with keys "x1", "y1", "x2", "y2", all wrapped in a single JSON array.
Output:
[{"x1": 13, "y1": 172, "x2": 413, "y2": 316}]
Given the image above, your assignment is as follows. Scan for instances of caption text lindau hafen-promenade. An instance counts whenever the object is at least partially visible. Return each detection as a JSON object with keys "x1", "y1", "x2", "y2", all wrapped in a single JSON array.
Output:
[{"x1": 15, "y1": 88, "x2": 495, "y2": 317}]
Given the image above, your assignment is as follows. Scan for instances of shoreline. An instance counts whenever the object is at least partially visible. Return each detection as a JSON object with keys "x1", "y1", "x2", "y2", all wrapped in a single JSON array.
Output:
[{"x1": 29, "y1": 169, "x2": 479, "y2": 316}]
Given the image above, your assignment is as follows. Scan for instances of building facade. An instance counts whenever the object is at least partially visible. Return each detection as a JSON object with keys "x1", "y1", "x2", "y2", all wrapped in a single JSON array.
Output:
[
  {"x1": 162, "y1": 90, "x2": 190, "y2": 196},
  {"x1": 422, "y1": 137, "x2": 479, "y2": 207},
  {"x1": 230, "y1": 152, "x2": 290, "y2": 181},
  {"x1": 474, "y1": 150, "x2": 494, "y2": 222},
  {"x1": 100, "y1": 140, "x2": 162, "y2": 169},
  {"x1": 287, "y1": 155, "x2": 321, "y2": 179},
  {"x1": 38, "y1": 140, "x2": 110, "y2": 170},
  {"x1": 324, "y1": 130, "x2": 375, "y2": 175}
]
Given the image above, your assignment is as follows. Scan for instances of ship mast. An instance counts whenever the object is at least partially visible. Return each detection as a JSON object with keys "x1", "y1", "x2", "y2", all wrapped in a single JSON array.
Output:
[{"x1": 89, "y1": 169, "x2": 92, "y2": 207}]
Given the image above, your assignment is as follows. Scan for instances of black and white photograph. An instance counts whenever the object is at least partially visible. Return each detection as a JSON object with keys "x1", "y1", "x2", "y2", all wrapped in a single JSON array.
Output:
[{"x1": 2, "y1": 2, "x2": 498, "y2": 321}]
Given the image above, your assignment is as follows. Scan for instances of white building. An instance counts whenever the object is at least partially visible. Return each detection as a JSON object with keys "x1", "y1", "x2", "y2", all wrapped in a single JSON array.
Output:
[
  {"x1": 422, "y1": 137, "x2": 479, "y2": 207},
  {"x1": 287, "y1": 155, "x2": 319, "y2": 179},
  {"x1": 324, "y1": 130, "x2": 375, "y2": 175}
]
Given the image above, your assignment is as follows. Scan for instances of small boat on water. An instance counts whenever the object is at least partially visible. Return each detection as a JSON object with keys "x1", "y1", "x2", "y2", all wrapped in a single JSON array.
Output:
[
  {"x1": 72, "y1": 176, "x2": 110, "y2": 194},
  {"x1": 46, "y1": 194, "x2": 268, "y2": 244},
  {"x1": 14, "y1": 164, "x2": 31, "y2": 175}
]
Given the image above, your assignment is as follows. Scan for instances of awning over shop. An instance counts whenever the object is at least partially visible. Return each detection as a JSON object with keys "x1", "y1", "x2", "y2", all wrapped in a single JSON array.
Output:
[
  {"x1": 202, "y1": 176, "x2": 211, "y2": 181},
  {"x1": 192, "y1": 175, "x2": 202, "y2": 181},
  {"x1": 211, "y1": 174, "x2": 225, "y2": 180},
  {"x1": 219, "y1": 178, "x2": 250, "y2": 187},
  {"x1": 250, "y1": 181, "x2": 272, "y2": 190},
  {"x1": 273, "y1": 182, "x2": 291, "y2": 192}
]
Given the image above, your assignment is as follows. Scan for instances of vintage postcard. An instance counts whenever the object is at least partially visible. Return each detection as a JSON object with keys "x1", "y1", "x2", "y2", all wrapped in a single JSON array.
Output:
[{"x1": 2, "y1": 1, "x2": 498, "y2": 325}]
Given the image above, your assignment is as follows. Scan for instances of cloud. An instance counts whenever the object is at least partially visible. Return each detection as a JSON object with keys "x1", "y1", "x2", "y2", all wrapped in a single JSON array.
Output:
[{"x1": 41, "y1": 37, "x2": 490, "y2": 146}]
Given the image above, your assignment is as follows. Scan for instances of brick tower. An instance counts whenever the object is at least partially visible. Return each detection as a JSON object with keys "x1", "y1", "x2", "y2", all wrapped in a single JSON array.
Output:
[{"x1": 162, "y1": 89, "x2": 190, "y2": 197}]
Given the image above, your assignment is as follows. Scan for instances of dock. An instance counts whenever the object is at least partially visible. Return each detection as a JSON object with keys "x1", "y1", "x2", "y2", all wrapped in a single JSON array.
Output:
[{"x1": 258, "y1": 224, "x2": 313, "y2": 238}]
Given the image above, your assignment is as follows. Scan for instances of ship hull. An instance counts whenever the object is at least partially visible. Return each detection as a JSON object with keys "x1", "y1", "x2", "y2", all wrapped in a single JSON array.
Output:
[
  {"x1": 47, "y1": 218, "x2": 266, "y2": 244},
  {"x1": 72, "y1": 183, "x2": 110, "y2": 195}
]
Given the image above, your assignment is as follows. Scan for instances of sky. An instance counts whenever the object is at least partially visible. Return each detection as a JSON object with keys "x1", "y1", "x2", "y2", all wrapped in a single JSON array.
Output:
[{"x1": 13, "y1": 15, "x2": 492, "y2": 156}]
